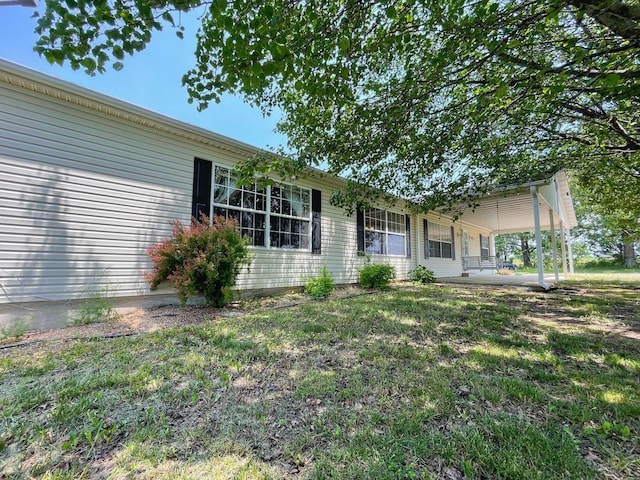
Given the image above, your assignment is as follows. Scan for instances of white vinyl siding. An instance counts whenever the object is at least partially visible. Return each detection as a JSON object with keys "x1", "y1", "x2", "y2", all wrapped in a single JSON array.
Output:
[{"x1": 0, "y1": 61, "x2": 416, "y2": 314}]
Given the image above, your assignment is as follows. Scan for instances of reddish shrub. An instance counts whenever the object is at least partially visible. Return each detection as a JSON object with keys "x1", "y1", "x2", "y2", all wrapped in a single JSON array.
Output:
[{"x1": 145, "y1": 215, "x2": 251, "y2": 307}]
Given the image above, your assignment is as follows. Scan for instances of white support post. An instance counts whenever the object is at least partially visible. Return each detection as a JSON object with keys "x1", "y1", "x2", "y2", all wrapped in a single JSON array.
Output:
[
  {"x1": 490, "y1": 233, "x2": 496, "y2": 274},
  {"x1": 560, "y1": 221, "x2": 568, "y2": 279},
  {"x1": 565, "y1": 228, "x2": 575, "y2": 274},
  {"x1": 549, "y1": 209, "x2": 559, "y2": 283},
  {"x1": 531, "y1": 186, "x2": 549, "y2": 289}
]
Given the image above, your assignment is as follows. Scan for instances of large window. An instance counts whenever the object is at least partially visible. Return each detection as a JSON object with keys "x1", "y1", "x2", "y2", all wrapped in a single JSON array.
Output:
[
  {"x1": 427, "y1": 221, "x2": 453, "y2": 258},
  {"x1": 212, "y1": 165, "x2": 311, "y2": 250},
  {"x1": 364, "y1": 208, "x2": 406, "y2": 256}
]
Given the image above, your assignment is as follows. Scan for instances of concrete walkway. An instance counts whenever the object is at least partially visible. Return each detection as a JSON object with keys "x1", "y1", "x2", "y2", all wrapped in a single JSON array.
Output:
[{"x1": 438, "y1": 274, "x2": 559, "y2": 289}]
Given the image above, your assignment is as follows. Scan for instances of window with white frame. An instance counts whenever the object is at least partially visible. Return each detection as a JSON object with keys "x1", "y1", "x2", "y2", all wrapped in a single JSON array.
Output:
[
  {"x1": 212, "y1": 165, "x2": 311, "y2": 249},
  {"x1": 364, "y1": 208, "x2": 406, "y2": 256},
  {"x1": 427, "y1": 221, "x2": 453, "y2": 258}
]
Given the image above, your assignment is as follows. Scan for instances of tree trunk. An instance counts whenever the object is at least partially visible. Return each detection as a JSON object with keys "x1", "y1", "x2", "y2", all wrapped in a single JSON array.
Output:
[
  {"x1": 622, "y1": 234, "x2": 637, "y2": 268},
  {"x1": 520, "y1": 234, "x2": 532, "y2": 267}
]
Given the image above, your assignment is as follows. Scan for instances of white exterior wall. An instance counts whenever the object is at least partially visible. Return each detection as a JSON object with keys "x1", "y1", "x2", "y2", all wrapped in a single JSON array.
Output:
[
  {"x1": 0, "y1": 65, "x2": 418, "y2": 307},
  {"x1": 0, "y1": 81, "x2": 191, "y2": 303}
]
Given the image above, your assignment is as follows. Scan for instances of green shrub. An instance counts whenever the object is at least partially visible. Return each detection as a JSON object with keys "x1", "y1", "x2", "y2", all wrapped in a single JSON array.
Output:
[
  {"x1": 0, "y1": 318, "x2": 28, "y2": 342},
  {"x1": 358, "y1": 256, "x2": 396, "y2": 289},
  {"x1": 146, "y1": 215, "x2": 251, "y2": 307},
  {"x1": 305, "y1": 266, "x2": 335, "y2": 299},
  {"x1": 408, "y1": 265, "x2": 436, "y2": 284},
  {"x1": 73, "y1": 289, "x2": 117, "y2": 326}
]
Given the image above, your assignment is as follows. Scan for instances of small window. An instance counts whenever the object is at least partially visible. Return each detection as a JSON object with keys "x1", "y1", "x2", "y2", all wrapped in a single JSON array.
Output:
[
  {"x1": 364, "y1": 208, "x2": 406, "y2": 256},
  {"x1": 480, "y1": 234, "x2": 490, "y2": 260},
  {"x1": 427, "y1": 221, "x2": 453, "y2": 258}
]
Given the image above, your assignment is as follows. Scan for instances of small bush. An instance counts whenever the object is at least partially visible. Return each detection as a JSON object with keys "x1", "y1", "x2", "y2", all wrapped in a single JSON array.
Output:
[
  {"x1": 0, "y1": 318, "x2": 28, "y2": 342},
  {"x1": 358, "y1": 256, "x2": 396, "y2": 289},
  {"x1": 305, "y1": 266, "x2": 335, "y2": 299},
  {"x1": 145, "y1": 215, "x2": 251, "y2": 307},
  {"x1": 73, "y1": 292, "x2": 117, "y2": 326},
  {"x1": 408, "y1": 265, "x2": 436, "y2": 284}
]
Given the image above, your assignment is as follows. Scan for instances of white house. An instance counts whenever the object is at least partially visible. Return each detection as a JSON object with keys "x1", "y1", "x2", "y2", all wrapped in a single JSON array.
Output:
[{"x1": 0, "y1": 59, "x2": 577, "y2": 327}]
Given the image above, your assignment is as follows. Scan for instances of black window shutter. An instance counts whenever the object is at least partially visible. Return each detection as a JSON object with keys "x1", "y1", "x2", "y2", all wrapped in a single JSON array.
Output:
[
  {"x1": 423, "y1": 219, "x2": 430, "y2": 259},
  {"x1": 192, "y1": 158, "x2": 212, "y2": 221},
  {"x1": 405, "y1": 215, "x2": 411, "y2": 258},
  {"x1": 356, "y1": 206, "x2": 365, "y2": 256},
  {"x1": 451, "y1": 226, "x2": 456, "y2": 260},
  {"x1": 311, "y1": 189, "x2": 322, "y2": 254}
]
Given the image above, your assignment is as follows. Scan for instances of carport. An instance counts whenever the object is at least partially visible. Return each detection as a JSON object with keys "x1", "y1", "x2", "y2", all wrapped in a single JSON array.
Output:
[{"x1": 444, "y1": 171, "x2": 578, "y2": 289}]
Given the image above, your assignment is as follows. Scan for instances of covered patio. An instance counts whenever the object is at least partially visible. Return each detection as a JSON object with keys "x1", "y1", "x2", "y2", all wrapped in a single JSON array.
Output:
[{"x1": 445, "y1": 171, "x2": 578, "y2": 289}]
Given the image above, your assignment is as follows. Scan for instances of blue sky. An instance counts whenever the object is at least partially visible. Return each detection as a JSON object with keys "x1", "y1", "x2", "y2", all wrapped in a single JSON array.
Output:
[{"x1": 0, "y1": 3, "x2": 284, "y2": 150}]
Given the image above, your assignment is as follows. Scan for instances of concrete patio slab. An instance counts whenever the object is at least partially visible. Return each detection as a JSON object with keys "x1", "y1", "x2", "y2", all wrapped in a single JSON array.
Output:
[{"x1": 438, "y1": 274, "x2": 560, "y2": 289}]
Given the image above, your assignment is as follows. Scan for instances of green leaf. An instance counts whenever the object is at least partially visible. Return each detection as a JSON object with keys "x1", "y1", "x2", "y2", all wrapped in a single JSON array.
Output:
[
  {"x1": 338, "y1": 36, "x2": 350, "y2": 53},
  {"x1": 80, "y1": 57, "x2": 96, "y2": 71},
  {"x1": 112, "y1": 45, "x2": 124, "y2": 60}
]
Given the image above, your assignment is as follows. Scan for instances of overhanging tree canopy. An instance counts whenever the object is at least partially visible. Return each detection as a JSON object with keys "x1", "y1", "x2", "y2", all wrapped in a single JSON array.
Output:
[{"x1": 35, "y1": 0, "x2": 640, "y2": 212}]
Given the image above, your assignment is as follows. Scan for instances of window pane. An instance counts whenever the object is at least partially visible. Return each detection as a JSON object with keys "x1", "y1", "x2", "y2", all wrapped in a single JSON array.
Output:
[
  {"x1": 282, "y1": 198, "x2": 291, "y2": 216},
  {"x1": 214, "y1": 166, "x2": 229, "y2": 186},
  {"x1": 255, "y1": 230, "x2": 265, "y2": 247},
  {"x1": 365, "y1": 213, "x2": 375, "y2": 230},
  {"x1": 280, "y1": 232, "x2": 292, "y2": 248},
  {"x1": 214, "y1": 185, "x2": 228, "y2": 204},
  {"x1": 429, "y1": 240, "x2": 441, "y2": 258},
  {"x1": 255, "y1": 193, "x2": 266, "y2": 211},
  {"x1": 365, "y1": 231, "x2": 385, "y2": 254},
  {"x1": 290, "y1": 234, "x2": 300, "y2": 249},
  {"x1": 442, "y1": 242, "x2": 452, "y2": 258},
  {"x1": 255, "y1": 213, "x2": 266, "y2": 230},
  {"x1": 242, "y1": 191, "x2": 255, "y2": 209},
  {"x1": 229, "y1": 189, "x2": 242, "y2": 207},
  {"x1": 242, "y1": 229, "x2": 254, "y2": 244},
  {"x1": 213, "y1": 206, "x2": 227, "y2": 218},
  {"x1": 271, "y1": 216, "x2": 280, "y2": 232},
  {"x1": 241, "y1": 212, "x2": 253, "y2": 228},
  {"x1": 270, "y1": 195, "x2": 281, "y2": 214},
  {"x1": 388, "y1": 234, "x2": 405, "y2": 255},
  {"x1": 300, "y1": 234, "x2": 309, "y2": 249},
  {"x1": 226, "y1": 208, "x2": 240, "y2": 222},
  {"x1": 270, "y1": 231, "x2": 280, "y2": 248},
  {"x1": 387, "y1": 212, "x2": 405, "y2": 234}
]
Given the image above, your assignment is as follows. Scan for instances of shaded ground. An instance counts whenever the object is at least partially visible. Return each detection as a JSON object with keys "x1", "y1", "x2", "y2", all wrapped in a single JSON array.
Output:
[{"x1": 1, "y1": 280, "x2": 639, "y2": 479}]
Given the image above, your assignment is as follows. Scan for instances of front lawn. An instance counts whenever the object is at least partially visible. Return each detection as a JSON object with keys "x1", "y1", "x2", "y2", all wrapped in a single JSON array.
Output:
[{"x1": 1, "y1": 280, "x2": 639, "y2": 479}]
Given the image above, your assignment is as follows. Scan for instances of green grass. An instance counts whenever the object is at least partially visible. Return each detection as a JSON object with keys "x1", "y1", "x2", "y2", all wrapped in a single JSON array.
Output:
[{"x1": 1, "y1": 279, "x2": 639, "y2": 479}]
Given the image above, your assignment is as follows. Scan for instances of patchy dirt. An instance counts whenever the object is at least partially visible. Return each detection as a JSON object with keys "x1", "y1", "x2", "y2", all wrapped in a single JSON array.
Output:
[
  {"x1": 3, "y1": 282, "x2": 639, "y2": 350},
  {"x1": 0, "y1": 286, "x2": 368, "y2": 350}
]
